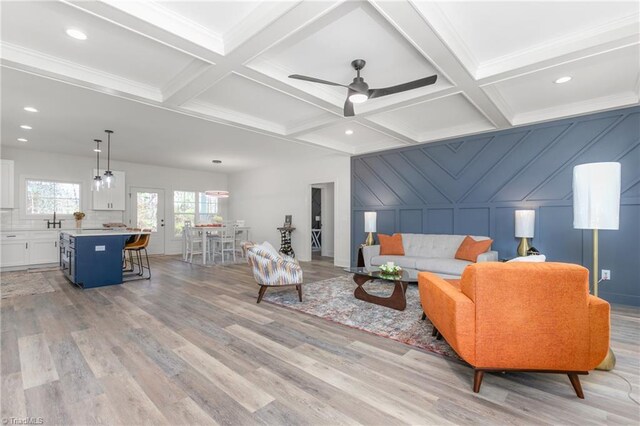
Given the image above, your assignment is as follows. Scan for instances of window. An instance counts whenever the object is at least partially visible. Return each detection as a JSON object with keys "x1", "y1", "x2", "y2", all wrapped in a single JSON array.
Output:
[
  {"x1": 26, "y1": 179, "x2": 80, "y2": 216},
  {"x1": 173, "y1": 191, "x2": 218, "y2": 237}
]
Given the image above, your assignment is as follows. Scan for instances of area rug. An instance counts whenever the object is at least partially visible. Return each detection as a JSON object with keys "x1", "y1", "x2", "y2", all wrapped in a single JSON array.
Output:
[
  {"x1": 0, "y1": 271, "x2": 56, "y2": 299},
  {"x1": 262, "y1": 275, "x2": 461, "y2": 360}
]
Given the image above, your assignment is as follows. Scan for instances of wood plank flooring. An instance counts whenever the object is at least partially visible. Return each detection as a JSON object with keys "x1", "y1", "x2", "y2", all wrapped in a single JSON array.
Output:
[{"x1": 1, "y1": 256, "x2": 639, "y2": 425}]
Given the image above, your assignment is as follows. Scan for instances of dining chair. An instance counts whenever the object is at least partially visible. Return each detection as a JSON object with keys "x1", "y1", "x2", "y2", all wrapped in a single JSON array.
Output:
[
  {"x1": 184, "y1": 226, "x2": 204, "y2": 263},
  {"x1": 211, "y1": 225, "x2": 236, "y2": 263}
]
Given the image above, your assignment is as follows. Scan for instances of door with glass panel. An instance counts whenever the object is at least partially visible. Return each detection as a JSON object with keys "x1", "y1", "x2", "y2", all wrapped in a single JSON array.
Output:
[{"x1": 130, "y1": 187, "x2": 165, "y2": 255}]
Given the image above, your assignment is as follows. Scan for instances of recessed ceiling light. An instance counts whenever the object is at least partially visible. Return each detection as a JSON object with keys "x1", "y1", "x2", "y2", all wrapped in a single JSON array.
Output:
[
  {"x1": 345, "y1": 129, "x2": 354, "y2": 135},
  {"x1": 17, "y1": 138, "x2": 27, "y2": 142},
  {"x1": 554, "y1": 76, "x2": 572, "y2": 84},
  {"x1": 66, "y1": 28, "x2": 87, "y2": 40},
  {"x1": 20, "y1": 125, "x2": 32, "y2": 130},
  {"x1": 212, "y1": 160, "x2": 222, "y2": 164},
  {"x1": 23, "y1": 106, "x2": 38, "y2": 113}
]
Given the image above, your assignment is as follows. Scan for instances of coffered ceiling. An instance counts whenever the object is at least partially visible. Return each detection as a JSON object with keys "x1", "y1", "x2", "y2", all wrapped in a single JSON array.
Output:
[{"x1": 1, "y1": 0, "x2": 638, "y2": 172}]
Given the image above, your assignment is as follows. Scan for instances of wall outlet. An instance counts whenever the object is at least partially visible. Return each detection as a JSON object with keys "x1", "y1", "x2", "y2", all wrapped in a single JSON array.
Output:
[{"x1": 601, "y1": 269, "x2": 611, "y2": 281}]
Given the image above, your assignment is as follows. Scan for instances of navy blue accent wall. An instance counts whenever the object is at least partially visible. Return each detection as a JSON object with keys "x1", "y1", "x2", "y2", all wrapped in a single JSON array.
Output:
[{"x1": 351, "y1": 106, "x2": 640, "y2": 306}]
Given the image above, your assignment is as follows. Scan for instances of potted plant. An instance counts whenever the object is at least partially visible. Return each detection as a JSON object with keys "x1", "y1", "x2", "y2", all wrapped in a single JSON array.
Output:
[{"x1": 73, "y1": 211, "x2": 85, "y2": 229}]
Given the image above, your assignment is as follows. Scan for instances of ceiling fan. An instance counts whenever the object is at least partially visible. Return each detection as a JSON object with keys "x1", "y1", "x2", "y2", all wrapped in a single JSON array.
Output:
[{"x1": 289, "y1": 59, "x2": 437, "y2": 117}]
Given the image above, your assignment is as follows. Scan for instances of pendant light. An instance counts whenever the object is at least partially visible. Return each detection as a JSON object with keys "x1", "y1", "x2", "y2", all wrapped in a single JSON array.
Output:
[
  {"x1": 103, "y1": 129, "x2": 115, "y2": 189},
  {"x1": 93, "y1": 139, "x2": 103, "y2": 192}
]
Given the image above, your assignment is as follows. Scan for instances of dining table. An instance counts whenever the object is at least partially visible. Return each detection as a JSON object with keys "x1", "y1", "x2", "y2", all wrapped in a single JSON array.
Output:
[{"x1": 183, "y1": 225, "x2": 251, "y2": 265}]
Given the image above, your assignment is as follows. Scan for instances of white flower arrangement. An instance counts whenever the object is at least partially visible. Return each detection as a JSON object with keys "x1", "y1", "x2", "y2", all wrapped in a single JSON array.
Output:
[{"x1": 379, "y1": 261, "x2": 402, "y2": 275}]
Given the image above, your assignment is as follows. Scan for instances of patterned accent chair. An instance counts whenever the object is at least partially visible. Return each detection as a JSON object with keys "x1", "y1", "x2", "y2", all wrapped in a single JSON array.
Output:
[{"x1": 245, "y1": 243, "x2": 304, "y2": 303}]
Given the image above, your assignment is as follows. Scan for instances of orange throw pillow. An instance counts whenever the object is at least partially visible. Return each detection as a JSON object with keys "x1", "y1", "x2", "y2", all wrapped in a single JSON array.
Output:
[
  {"x1": 455, "y1": 236, "x2": 493, "y2": 262},
  {"x1": 378, "y1": 233, "x2": 405, "y2": 256}
]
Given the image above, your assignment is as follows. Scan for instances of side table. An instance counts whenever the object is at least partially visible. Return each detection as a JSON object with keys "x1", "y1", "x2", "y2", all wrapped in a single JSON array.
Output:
[{"x1": 277, "y1": 226, "x2": 295, "y2": 257}]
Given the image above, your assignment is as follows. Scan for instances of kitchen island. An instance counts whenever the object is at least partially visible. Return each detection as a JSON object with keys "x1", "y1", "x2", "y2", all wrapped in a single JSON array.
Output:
[{"x1": 59, "y1": 229, "x2": 149, "y2": 288}]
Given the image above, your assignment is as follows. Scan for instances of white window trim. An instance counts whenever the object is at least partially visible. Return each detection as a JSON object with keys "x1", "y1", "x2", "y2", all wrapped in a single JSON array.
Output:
[
  {"x1": 171, "y1": 190, "x2": 219, "y2": 240},
  {"x1": 21, "y1": 175, "x2": 83, "y2": 219}
]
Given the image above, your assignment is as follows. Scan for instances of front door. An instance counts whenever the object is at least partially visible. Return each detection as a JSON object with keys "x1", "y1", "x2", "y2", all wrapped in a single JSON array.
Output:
[{"x1": 130, "y1": 187, "x2": 165, "y2": 255}]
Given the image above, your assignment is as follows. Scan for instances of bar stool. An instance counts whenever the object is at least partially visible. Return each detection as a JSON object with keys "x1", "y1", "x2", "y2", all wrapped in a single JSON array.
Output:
[
  {"x1": 124, "y1": 229, "x2": 151, "y2": 279},
  {"x1": 123, "y1": 228, "x2": 142, "y2": 272}
]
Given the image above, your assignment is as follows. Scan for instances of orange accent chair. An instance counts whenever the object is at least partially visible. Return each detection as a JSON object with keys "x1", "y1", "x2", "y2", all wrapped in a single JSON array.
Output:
[{"x1": 419, "y1": 262, "x2": 610, "y2": 398}]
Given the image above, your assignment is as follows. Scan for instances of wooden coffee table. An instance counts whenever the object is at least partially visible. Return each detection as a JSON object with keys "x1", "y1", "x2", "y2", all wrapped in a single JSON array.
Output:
[{"x1": 344, "y1": 267, "x2": 418, "y2": 311}]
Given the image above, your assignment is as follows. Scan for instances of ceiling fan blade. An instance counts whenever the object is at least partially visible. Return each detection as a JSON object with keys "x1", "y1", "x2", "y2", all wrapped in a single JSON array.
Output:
[
  {"x1": 344, "y1": 97, "x2": 354, "y2": 117},
  {"x1": 368, "y1": 75, "x2": 437, "y2": 99},
  {"x1": 289, "y1": 74, "x2": 348, "y2": 88}
]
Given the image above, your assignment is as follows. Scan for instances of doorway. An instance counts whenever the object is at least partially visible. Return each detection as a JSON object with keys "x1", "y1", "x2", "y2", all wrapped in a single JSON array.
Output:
[
  {"x1": 130, "y1": 187, "x2": 165, "y2": 255},
  {"x1": 310, "y1": 183, "x2": 334, "y2": 261}
]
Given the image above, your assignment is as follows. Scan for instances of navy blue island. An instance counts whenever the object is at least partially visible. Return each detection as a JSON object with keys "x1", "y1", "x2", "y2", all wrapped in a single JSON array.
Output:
[{"x1": 59, "y1": 230, "x2": 147, "y2": 288}]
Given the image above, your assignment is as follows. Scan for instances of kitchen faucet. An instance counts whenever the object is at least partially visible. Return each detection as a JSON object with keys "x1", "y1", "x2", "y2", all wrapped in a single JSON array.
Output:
[{"x1": 46, "y1": 211, "x2": 63, "y2": 229}]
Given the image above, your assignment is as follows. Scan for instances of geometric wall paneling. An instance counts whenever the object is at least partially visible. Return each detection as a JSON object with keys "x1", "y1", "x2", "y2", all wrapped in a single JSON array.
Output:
[
  {"x1": 377, "y1": 210, "x2": 397, "y2": 236},
  {"x1": 528, "y1": 112, "x2": 640, "y2": 202},
  {"x1": 188, "y1": 73, "x2": 336, "y2": 132},
  {"x1": 399, "y1": 209, "x2": 423, "y2": 234},
  {"x1": 426, "y1": 209, "x2": 454, "y2": 235},
  {"x1": 366, "y1": 94, "x2": 495, "y2": 142},
  {"x1": 585, "y1": 205, "x2": 640, "y2": 305},
  {"x1": 538, "y1": 206, "x2": 583, "y2": 264},
  {"x1": 456, "y1": 208, "x2": 490, "y2": 237},
  {"x1": 352, "y1": 106, "x2": 640, "y2": 305},
  {"x1": 482, "y1": 45, "x2": 640, "y2": 125}
]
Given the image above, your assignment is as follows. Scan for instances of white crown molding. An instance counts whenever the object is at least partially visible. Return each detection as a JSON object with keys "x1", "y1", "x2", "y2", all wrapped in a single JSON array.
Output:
[
  {"x1": 0, "y1": 42, "x2": 162, "y2": 101},
  {"x1": 352, "y1": 140, "x2": 408, "y2": 155},
  {"x1": 406, "y1": 0, "x2": 481, "y2": 79},
  {"x1": 183, "y1": 99, "x2": 286, "y2": 135},
  {"x1": 161, "y1": 60, "x2": 213, "y2": 102},
  {"x1": 477, "y1": 14, "x2": 640, "y2": 79},
  {"x1": 512, "y1": 92, "x2": 640, "y2": 126},
  {"x1": 224, "y1": 1, "x2": 302, "y2": 54},
  {"x1": 479, "y1": 85, "x2": 516, "y2": 125},
  {"x1": 100, "y1": 0, "x2": 225, "y2": 55}
]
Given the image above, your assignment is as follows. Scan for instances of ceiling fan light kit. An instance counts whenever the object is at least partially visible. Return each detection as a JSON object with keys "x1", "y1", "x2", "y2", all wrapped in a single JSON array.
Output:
[{"x1": 289, "y1": 59, "x2": 437, "y2": 117}]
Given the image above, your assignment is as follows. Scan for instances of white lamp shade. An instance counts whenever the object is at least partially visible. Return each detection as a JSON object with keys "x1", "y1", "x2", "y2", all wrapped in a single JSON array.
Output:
[
  {"x1": 573, "y1": 162, "x2": 621, "y2": 230},
  {"x1": 515, "y1": 210, "x2": 535, "y2": 238},
  {"x1": 364, "y1": 211, "x2": 377, "y2": 233}
]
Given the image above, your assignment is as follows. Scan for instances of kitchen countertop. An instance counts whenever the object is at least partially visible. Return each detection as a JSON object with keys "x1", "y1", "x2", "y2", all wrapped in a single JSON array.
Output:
[{"x1": 60, "y1": 230, "x2": 149, "y2": 237}]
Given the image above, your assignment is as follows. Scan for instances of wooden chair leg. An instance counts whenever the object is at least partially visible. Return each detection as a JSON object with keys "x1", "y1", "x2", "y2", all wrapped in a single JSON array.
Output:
[
  {"x1": 296, "y1": 284, "x2": 302, "y2": 302},
  {"x1": 421, "y1": 312, "x2": 427, "y2": 321},
  {"x1": 473, "y1": 370, "x2": 484, "y2": 393},
  {"x1": 567, "y1": 373, "x2": 585, "y2": 399},
  {"x1": 257, "y1": 286, "x2": 267, "y2": 303}
]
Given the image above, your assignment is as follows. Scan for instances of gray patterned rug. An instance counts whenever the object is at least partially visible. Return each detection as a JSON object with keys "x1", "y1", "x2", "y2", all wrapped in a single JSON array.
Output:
[
  {"x1": 1, "y1": 271, "x2": 56, "y2": 299},
  {"x1": 263, "y1": 275, "x2": 461, "y2": 360}
]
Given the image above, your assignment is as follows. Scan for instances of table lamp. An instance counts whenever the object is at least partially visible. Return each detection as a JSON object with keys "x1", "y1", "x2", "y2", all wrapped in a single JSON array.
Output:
[
  {"x1": 515, "y1": 210, "x2": 535, "y2": 256},
  {"x1": 573, "y1": 161, "x2": 621, "y2": 371},
  {"x1": 364, "y1": 211, "x2": 377, "y2": 246}
]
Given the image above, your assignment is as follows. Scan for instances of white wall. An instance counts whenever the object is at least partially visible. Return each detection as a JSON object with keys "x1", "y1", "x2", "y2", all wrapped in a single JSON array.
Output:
[
  {"x1": 1, "y1": 147, "x2": 228, "y2": 255},
  {"x1": 228, "y1": 154, "x2": 351, "y2": 267}
]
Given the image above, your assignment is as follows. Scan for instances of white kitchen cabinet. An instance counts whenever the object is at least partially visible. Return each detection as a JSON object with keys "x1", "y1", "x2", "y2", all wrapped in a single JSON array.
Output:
[
  {"x1": 92, "y1": 170, "x2": 126, "y2": 210},
  {"x1": 1, "y1": 159, "x2": 15, "y2": 209},
  {"x1": 1, "y1": 233, "x2": 29, "y2": 267},
  {"x1": 29, "y1": 231, "x2": 59, "y2": 264},
  {"x1": 1, "y1": 231, "x2": 60, "y2": 268}
]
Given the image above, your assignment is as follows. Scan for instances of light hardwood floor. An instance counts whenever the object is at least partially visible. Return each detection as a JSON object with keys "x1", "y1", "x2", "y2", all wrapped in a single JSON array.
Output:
[{"x1": 2, "y1": 256, "x2": 639, "y2": 425}]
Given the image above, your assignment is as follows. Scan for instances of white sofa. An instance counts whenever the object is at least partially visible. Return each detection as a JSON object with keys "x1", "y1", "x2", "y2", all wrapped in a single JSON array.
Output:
[{"x1": 362, "y1": 233, "x2": 498, "y2": 279}]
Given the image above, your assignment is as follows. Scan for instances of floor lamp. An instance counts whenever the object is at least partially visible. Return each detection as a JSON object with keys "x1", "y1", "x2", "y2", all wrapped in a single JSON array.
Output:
[{"x1": 573, "y1": 162, "x2": 621, "y2": 371}]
